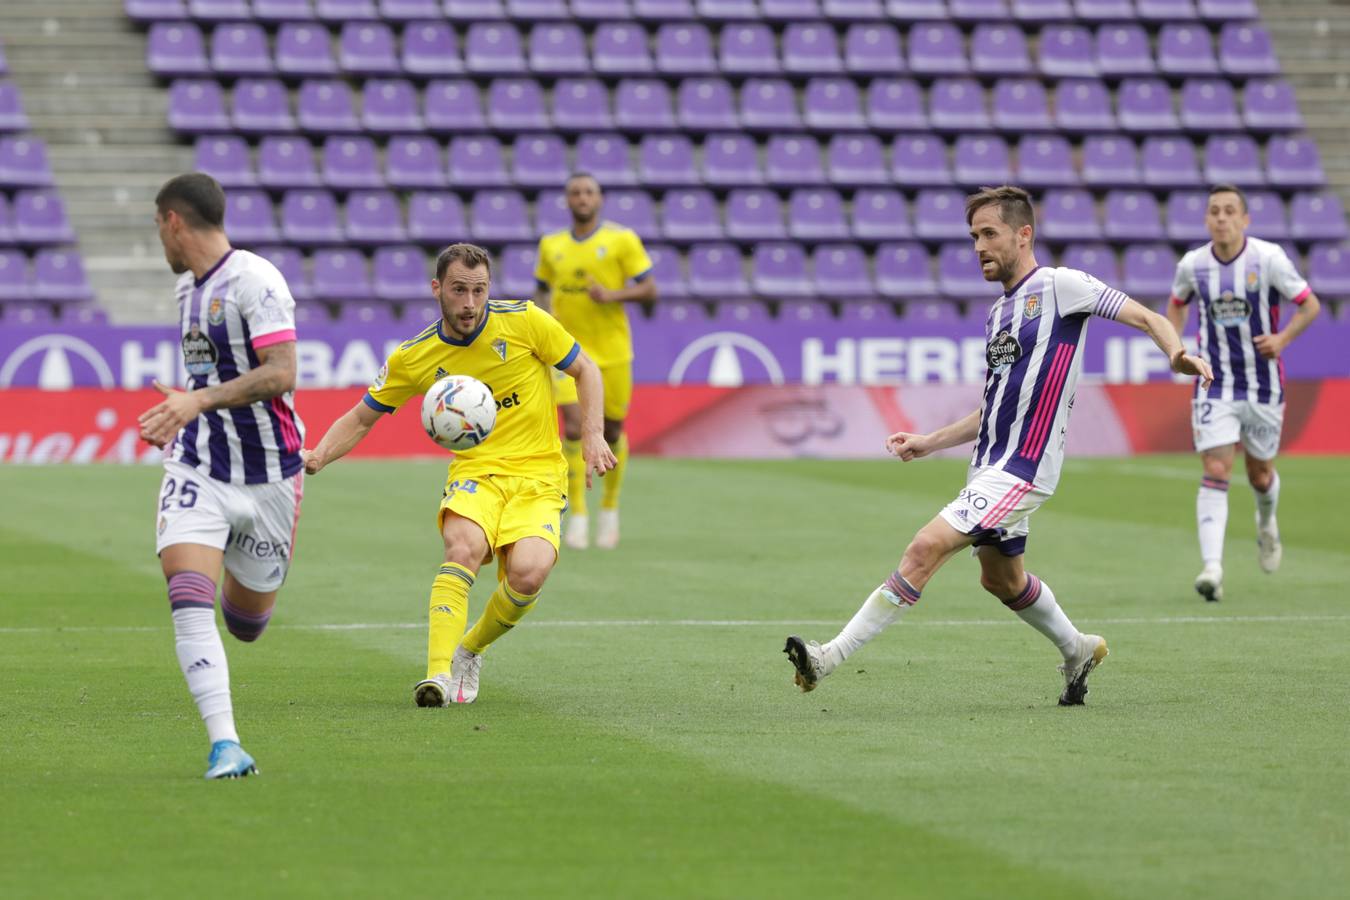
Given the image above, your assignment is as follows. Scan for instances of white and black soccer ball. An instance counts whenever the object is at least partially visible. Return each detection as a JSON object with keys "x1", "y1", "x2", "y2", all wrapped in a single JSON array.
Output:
[{"x1": 420, "y1": 375, "x2": 497, "y2": 452}]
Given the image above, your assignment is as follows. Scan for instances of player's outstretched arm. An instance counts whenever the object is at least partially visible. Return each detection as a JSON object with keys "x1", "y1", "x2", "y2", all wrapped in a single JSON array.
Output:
[
  {"x1": 1164, "y1": 294, "x2": 1189, "y2": 341},
  {"x1": 587, "y1": 276, "x2": 657, "y2": 305},
  {"x1": 138, "y1": 341, "x2": 296, "y2": 448},
  {"x1": 885, "y1": 408, "x2": 982, "y2": 462},
  {"x1": 1115, "y1": 297, "x2": 1214, "y2": 388},
  {"x1": 1254, "y1": 291, "x2": 1321, "y2": 360},
  {"x1": 302, "y1": 400, "x2": 383, "y2": 475},
  {"x1": 561, "y1": 350, "x2": 618, "y2": 487}
]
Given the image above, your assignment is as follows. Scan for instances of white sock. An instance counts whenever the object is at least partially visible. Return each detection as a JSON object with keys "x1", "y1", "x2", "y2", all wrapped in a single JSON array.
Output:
[
  {"x1": 1254, "y1": 470, "x2": 1279, "y2": 527},
  {"x1": 1006, "y1": 575, "x2": 1080, "y2": 659},
  {"x1": 173, "y1": 607, "x2": 238, "y2": 745},
  {"x1": 1197, "y1": 478, "x2": 1230, "y2": 566},
  {"x1": 823, "y1": 579, "x2": 919, "y2": 670}
]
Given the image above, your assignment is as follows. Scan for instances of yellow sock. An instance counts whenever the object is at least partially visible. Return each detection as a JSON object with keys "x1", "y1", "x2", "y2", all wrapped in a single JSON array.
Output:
[
  {"x1": 461, "y1": 580, "x2": 539, "y2": 655},
  {"x1": 563, "y1": 438, "x2": 587, "y2": 515},
  {"x1": 427, "y1": 563, "x2": 473, "y2": 678},
  {"x1": 601, "y1": 433, "x2": 628, "y2": 511}
]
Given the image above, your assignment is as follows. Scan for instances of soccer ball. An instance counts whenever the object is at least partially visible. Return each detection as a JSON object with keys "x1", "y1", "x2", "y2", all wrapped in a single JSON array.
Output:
[{"x1": 420, "y1": 375, "x2": 497, "y2": 452}]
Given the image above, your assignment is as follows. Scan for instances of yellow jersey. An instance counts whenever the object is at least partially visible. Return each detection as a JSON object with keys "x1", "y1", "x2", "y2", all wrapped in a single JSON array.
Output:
[
  {"x1": 534, "y1": 221, "x2": 654, "y2": 367},
  {"x1": 364, "y1": 300, "x2": 580, "y2": 488}
]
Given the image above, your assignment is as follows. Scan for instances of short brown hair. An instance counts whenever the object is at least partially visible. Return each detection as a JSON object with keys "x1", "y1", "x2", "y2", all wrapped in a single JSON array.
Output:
[
  {"x1": 156, "y1": 172, "x2": 226, "y2": 230},
  {"x1": 435, "y1": 243, "x2": 492, "y2": 281},
  {"x1": 1208, "y1": 183, "x2": 1248, "y2": 213},
  {"x1": 965, "y1": 185, "x2": 1036, "y2": 234}
]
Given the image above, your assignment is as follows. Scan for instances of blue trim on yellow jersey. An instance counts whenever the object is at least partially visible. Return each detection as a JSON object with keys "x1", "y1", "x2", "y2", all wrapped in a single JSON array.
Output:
[
  {"x1": 436, "y1": 308, "x2": 490, "y2": 346},
  {"x1": 488, "y1": 299, "x2": 527, "y2": 313},
  {"x1": 363, "y1": 392, "x2": 395, "y2": 414},
  {"x1": 555, "y1": 341, "x2": 581, "y2": 371},
  {"x1": 399, "y1": 323, "x2": 440, "y2": 350},
  {"x1": 633, "y1": 267, "x2": 653, "y2": 282}
]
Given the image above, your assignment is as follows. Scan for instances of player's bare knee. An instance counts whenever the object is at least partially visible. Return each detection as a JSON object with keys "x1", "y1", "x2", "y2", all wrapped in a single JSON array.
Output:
[
  {"x1": 603, "y1": 419, "x2": 624, "y2": 445},
  {"x1": 505, "y1": 565, "x2": 549, "y2": 596},
  {"x1": 561, "y1": 406, "x2": 583, "y2": 442},
  {"x1": 1246, "y1": 459, "x2": 1275, "y2": 492},
  {"x1": 1201, "y1": 451, "x2": 1233, "y2": 481}
]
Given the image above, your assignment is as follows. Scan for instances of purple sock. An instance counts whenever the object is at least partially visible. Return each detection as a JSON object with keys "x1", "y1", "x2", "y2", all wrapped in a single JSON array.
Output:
[
  {"x1": 168, "y1": 571, "x2": 216, "y2": 611},
  {"x1": 1002, "y1": 573, "x2": 1042, "y2": 612},
  {"x1": 221, "y1": 594, "x2": 271, "y2": 643}
]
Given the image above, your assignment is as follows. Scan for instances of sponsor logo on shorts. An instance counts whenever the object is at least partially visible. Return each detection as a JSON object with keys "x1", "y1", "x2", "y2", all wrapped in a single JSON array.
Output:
[{"x1": 231, "y1": 530, "x2": 291, "y2": 560}]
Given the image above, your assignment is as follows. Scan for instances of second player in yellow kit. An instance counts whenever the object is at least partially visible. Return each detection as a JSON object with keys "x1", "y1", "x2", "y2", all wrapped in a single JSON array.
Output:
[
  {"x1": 535, "y1": 173, "x2": 659, "y2": 551},
  {"x1": 304, "y1": 244, "x2": 615, "y2": 707}
]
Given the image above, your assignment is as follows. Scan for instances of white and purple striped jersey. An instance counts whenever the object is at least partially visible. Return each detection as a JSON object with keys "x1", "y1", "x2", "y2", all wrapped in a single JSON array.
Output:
[
  {"x1": 168, "y1": 249, "x2": 305, "y2": 484},
  {"x1": 1170, "y1": 237, "x2": 1310, "y2": 405},
  {"x1": 972, "y1": 266, "x2": 1128, "y2": 492}
]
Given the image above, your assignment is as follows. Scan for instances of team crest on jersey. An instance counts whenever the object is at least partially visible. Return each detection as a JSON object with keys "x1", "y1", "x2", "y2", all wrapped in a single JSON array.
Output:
[
  {"x1": 986, "y1": 329, "x2": 1022, "y2": 372},
  {"x1": 492, "y1": 338, "x2": 508, "y2": 361},
  {"x1": 1210, "y1": 290, "x2": 1252, "y2": 328},
  {"x1": 596, "y1": 246, "x2": 607, "y2": 259},
  {"x1": 182, "y1": 323, "x2": 219, "y2": 376},
  {"x1": 1023, "y1": 294, "x2": 1042, "y2": 319},
  {"x1": 207, "y1": 296, "x2": 226, "y2": 325},
  {"x1": 1246, "y1": 268, "x2": 1260, "y2": 292}
]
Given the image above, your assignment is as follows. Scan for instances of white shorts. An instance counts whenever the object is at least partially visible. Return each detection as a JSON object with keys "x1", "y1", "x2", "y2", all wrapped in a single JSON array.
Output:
[
  {"x1": 1192, "y1": 398, "x2": 1284, "y2": 460},
  {"x1": 938, "y1": 466, "x2": 1051, "y2": 557},
  {"x1": 155, "y1": 460, "x2": 304, "y2": 592}
]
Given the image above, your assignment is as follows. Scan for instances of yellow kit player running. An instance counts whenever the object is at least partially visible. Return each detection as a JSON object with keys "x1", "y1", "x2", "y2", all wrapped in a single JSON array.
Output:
[
  {"x1": 534, "y1": 172, "x2": 658, "y2": 550},
  {"x1": 303, "y1": 244, "x2": 615, "y2": 706}
]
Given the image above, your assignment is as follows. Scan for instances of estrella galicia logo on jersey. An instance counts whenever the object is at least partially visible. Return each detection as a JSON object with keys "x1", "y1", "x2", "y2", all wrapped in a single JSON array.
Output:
[
  {"x1": 986, "y1": 330, "x2": 1022, "y2": 372},
  {"x1": 207, "y1": 296, "x2": 226, "y2": 325},
  {"x1": 492, "y1": 338, "x2": 508, "y2": 361},
  {"x1": 1024, "y1": 293, "x2": 1042, "y2": 319},
  {"x1": 1210, "y1": 291, "x2": 1252, "y2": 328},
  {"x1": 182, "y1": 323, "x2": 219, "y2": 376}
]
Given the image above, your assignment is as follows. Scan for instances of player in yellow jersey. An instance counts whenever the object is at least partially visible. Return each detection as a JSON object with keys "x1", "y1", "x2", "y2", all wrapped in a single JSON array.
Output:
[
  {"x1": 302, "y1": 244, "x2": 616, "y2": 706},
  {"x1": 534, "y1": 173, "x2": 658, "y2": 551}
]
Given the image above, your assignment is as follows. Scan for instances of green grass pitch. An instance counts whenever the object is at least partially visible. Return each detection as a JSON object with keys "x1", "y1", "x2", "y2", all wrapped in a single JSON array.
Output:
[{"x1": 2, "y1": 456, "x2": 1347, "y2": 899}]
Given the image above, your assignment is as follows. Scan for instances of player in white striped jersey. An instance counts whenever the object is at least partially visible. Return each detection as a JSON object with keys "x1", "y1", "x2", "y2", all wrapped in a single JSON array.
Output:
[
  {"x1": 785, "y1": 186, "x2": 1211, "y2": 706},
  {"x1": 1166, "y1": 185, "x2": 1322, "y2": 602},
  {"x1": 137, "y1": 173, "x2": 305, "y2": 778}
]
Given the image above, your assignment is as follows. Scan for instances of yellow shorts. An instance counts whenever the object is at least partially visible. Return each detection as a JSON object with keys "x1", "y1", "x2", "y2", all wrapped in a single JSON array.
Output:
[
  {"x1": 552, "y1": 361, "x2": 632, "y2": 421},
  {"x1": 437, "y1": 473, "x2": 565, "y2": 563}
]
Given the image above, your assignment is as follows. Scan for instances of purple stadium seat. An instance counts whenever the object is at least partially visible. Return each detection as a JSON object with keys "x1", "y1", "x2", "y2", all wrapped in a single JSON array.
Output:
[
  {"x1": 1082, "y1": 135, "x2": 1141, "y2": 188},
  {"x1": 322, "y1": 135, "x2": 383, "y2": 189},
  {"x1": 424, "y1": 80, "x2": 485, "y2": 133},
  {"x1": 282, "y1": 189, "x2": 344, "y2": 244},
  {"x1": 448, "y1": 136, "x2": 510, "y2": 187},
  {"x1": 740, "y1": 79, "x2": 800, "y2": 131},
  {"x1": 1136, "y1": 0, "x2": 1198, "y2": 23},
  {"x1": 714, "y1": 298, "x2": 771, "y2": 325},
  {"x1": 126, "y1": 0, "x2": 189, "y2": 21},
  {"x1": 875, "y1": 241, "x2": 937, "y2": 298},
  {"x1": 297, "y1": 79, "x2": 359, "y2": 133},
  {"x1": 466, "y1": 23, "x2": 526, "y2": 75},
  {"x1": 0, "y1": 138, "x2": 53, "y2": 188},
  {"x1": 867, "y1": 78, "x2": 926, "y2": 131},
  {"x1": 1013, "y1": 0, "x2": 1072, "y2": 21},
  {"x1": 530, "y1": 23, "x2": 588, "y2": 76},
  {"x1": 688, "y1": 243, "x2": 750, "y2": 299},
  {"x1": 1096, "y1": 25, "x2": 1154, "y2": 78},
  {"x1": 232, "y1": 79, "x2": 295, "y2": 134},
  {"x1": 938, "y1": 243, "x2": 989, "y2": 300},
  {"x1": 381, "y1": 0, "x2": 441, "y2": 18},
  {"x1": 147, "y1": 23, "x2": 210, "y2": 77},
  {"x1": 1060, "y1": 243, "x2": 1120, "y2": 285},
  {"x1": 1220, "y1": 23, "x2": 1278, "y2": 76},
  {"x1": 337, "y1": 301, "x2": 398, "y2": 326},
  {"x1": 1164, "y1": 191, "x2": 1210, "y2": 243},
  {"x1": 765, "y1": 135, "x2": 825, "y2": 185},
  {"x1": 892, "y1": 135, "x2": 951, "y2": 188},
  {"x1": 804, "y1": 78, "x2": 866, "y2": 131},
  {"x1": 195, "y1": 136, "x2": 254, "y2": 187},
  {"x1": 971, "y1": 24, "x2": 1031, "y2": 75},
  {"x1": 312, "y1": 249, "x2": 372, "y2": 302},
  {"x1": 1039, "y1": 189, "x2": 1101, "y2": 242},
  {"x1": 719, "y1": 24, "x2": 780, "y2": 76},
  {"x1": 0, "y1": 194, "x2": 11, "y2": 244},
  {"x1": 0, "y1": 249, "x2": 29, "y2": 301},
  {"x1": 1157, "y1": 24, "x2": 1218, "y2": 77},
  {"x1": 1289, "y1": 193, "x2": 1349, "y2": 243},
  {"x1": 930, "y1": 78, "x2": 990, "y2": 132},
  {"x1": 1245, "y1": 190, "x2": 1289, "y2": 241},
  {"x1": 1140, "y1": 137, "x2": 1200, "y2": 189},
  {"x1": 574, "y1": 0, "x2": 634, "y2": 21},
  {"x1": 1308, "y1": 243, "x2": 1350, "y2": 299},
  {"x1": 0, "y1": 83, "x2": 30, "y2": 133},
  {"x1": 257, "y1": 136, "x2": 320, "y2": 190},
  {"x1": 844, "y1": 24, "x2": 905, "y2": 75},
  {"x1": 1054, "y1": 78, "x2": 1114, "y2": 132},
  {"x1": 953, "y1": 135, "x2": 1011, "y2": 186},
  {"x1": 1204, "y1": 135, "x2": 1264, "y2": 186},
  {"x1": 346, "y1": 190, "x2": 406, "y2": 244},
  {"x1": 992, "y1": 78, "x2": 1051, "y2": 131},
  {"x1": 783, "y1": 23, "x2": 844, "y2": 75},
  {"x1": 445, "y1": 0, "x2": 506, "y2": 17},
  {"x1": 639, "y1": 134, "x2": 700, "y2": 187},
  {"x1": 575, "y1": 133, "x2": 636, "y2": 185},
  {"x1": 362, "y1": 79, "x2": 422, "y2": 133},
  {"x1": 789, "y1": 188, "x2": 849, "y2": 240},
  {"x1": 1075, "y1": 0, "x2": 1135, "y2": 22},
  {"x1": 678, "y1": 78, "x2": 738, "y2": 130},
  {"x1": 656, "y1": 23, "x2": 717, "y2": 76},
  {"x1": 385, "y1": 136, "x2": 445, "y2": 190},
  {"x1": 887, "y1": 0, "x2": 946, "y2": 20},
  {"x1": 1266, "y1": 136, "x2": 1324, "y2": 190},
  {"x1": 726, "y1": 188, "x2": 786, "y2": 241},
  {"x1": 777, "y1": 296, "x2": 834, "y2": 325},
  {"x1": 852, "y1": 188, "x2": 913, "y2": 240},
  {"x1": 1103, "y1": 189, "x2": 1164, "y2": 242},
  {"x1": 33, "y1": 249, "x2": 93, "y2": 303},
  {"x1": 1181, "y1": 79, "x2": 1241, "y2": 132},
  {"x1": 471, "y1": 190, "x2": 532, "y2": 242},
  {"x1": 275, "y1": 24, "x2": 338, "y2": 78},
  {"x1": 703, "y1": 133, "x2": 762, "y2": 187},
  {"x1": 487, "y1": 79, "x2": 548, "y2": 131},
  {"x1": 662, "y1": 189, "x2": 723, "y2": 241},
  {"x1": 908, "y1": 23, "x2": 968, "y2": 76},
  {"x1": 4, "y1": 302, "x2": 56, "y2": 325},
  {"x1": 614, "y1": 80, "x2": 677, "y2": 130},
  {"x1": 509, "y1": 0, "x2": 569, "y2": 19},
  {"x1": 828, "y1": 134, "x2": 888, "y2": 186},
  {"x1": 592, "y1": 23, "x2": 653, "y2": 76},
  {"x1": 407, "y1": 191, "x2": 467, "y2": 244},
  {"x1": 401, "y1": 22, "x2": 463, "y2": 77},
  {"x1": 914, "y1": 189, "x2": 968, "y2": 242},
  {"x1": 1016, "y1": 135, "x2": 1077, "y2": 188},
  {"x1": 813, "y1": 244, "x2": 873, "y2": 298},
  {"x1": 64, "y1": 304, "x2": 109, "y2": 326},
  {"x1": 752, "y1": 243, "x2": 811, "y2": 299},
  {"x1": 1199, "y1": 0, "x2": 1258, "y2": 19},
  {"x1": 255, "y1": 245, "x2": 312, "y2": 302},
  {"x1": 1038, "y1": 25, "x2": 1096, "y2": 78},
  {"x1": 253, "y1": 0, "x2": 317, "y2": 22},
  {"x1": 339, "y1": 23, "x2": 400, "y2": 77},
  {"x1": 223, "y1": 189, "x2": 279, "y2": 244},
  {"x1": 608, "y1": 190, "x2": 659, "y2": 236},
  {"x1": 1120, "y1": 243, "x2": 1179, "y2": 302},
  {"x1": 513, "y1": 135, "x2": 568, "y2": 188},
  {"x1": 533, "y1": 190, "x2": 570, "y2": 233},
  {"x1": 1118, "y1": 78, "x2": 1180, "y2": 133},
  {"x1": 371, "y1": 246, "x2": 428, "y2": 302},
  {"x1": 497, "y1": 244, "x2": 537, "y2": 299},
  {"x1": 550, "y1": 79, "x2": 611, "y2": 132},
  {"x1": 761, "y1": 0, "x2": 821, "y2": 19},
  {"x1": 210, "y1": 23, "x2": 272, "y2": 77},
  {"x1": 1243, "y1": 80, "x2": 1303, "y2": 132},
  {"x1": 644, "y1": 243, "x2": 688, "y2": 298},
  {"x1": 315, "y1": 0, "x2": 378, "y2": 20},
  {"x1": 823, "y1": 0, "x2": 886, "y2": 18},
  {"x1": 698, "y1": 0, "x2": 758, "y2": 20},
  {"x1": 950, "y1": 0, "x2": 1011, "y2": 22}
]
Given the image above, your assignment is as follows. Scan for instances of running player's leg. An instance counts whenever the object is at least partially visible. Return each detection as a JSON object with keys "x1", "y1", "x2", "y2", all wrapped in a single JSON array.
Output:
[
  {"x1": 1240, "y1": 402, "x2": 1284, "y2": 573},
  {"x1": 218, "y1": 473, "x2": 303, "y2": 643},
  {"x1": 558, "y1": 384, "x2": 588, "y2": 549},
  {"x1": 415, "y1": 510, "x2": 490, "y2": 706},
  {"x1": 1193, "y1": 398, "x2": 1241, "y2": 600},
  {"x1": 596, "y1": 362, "x2": 633, "y2": 549}
]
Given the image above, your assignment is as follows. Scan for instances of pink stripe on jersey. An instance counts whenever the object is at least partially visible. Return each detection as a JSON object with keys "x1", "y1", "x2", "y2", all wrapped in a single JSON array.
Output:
[
  {"x1": 251, "y1": 328, "x2": 296, "y2": 349},
  {"x1": 271, "y1": 396, "x2": 302, "y2": 453},
  {"x1": 1292, "y1": 286, "x2": 1312, "y2": 305},
  {"x1": 979, "y1": 482, "x2": 1032, "y2": 529},
  {"x1": 1021, "y1": 344, "x2": 1075, "y2": 461}
]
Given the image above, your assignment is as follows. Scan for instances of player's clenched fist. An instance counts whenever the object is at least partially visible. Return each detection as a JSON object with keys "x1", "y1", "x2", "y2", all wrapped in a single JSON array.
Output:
[{"x1": 886, "y1": 431, "x2": 932, "y2": 462}]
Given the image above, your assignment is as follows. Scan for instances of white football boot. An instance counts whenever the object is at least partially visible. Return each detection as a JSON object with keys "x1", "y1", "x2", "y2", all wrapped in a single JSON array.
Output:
[
  {"x1": 1058, "y1": 633, "x2": 1109, "y2": 706},
  {"x1": 413, "y1": 673, "x2": 452, "y2": 708},
  {"x1": 783, "y1": 636, "x2": 835, "y2": 692},
  {"x1": 1256, "y1": 515, "x2": 1282, "y2": 574},
  {"x1": 595, "y1": 509, "x2": 620, "y2": 550},
  {"x1": 449, "y1": 645, "x2": 482, "y2": 704},
  {"x1": 563, "y1": 513, "x2": 589, "y2": 551},
  {"x1": 1194, "y1": 562, "x2": 1224, "y2": 603}
]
